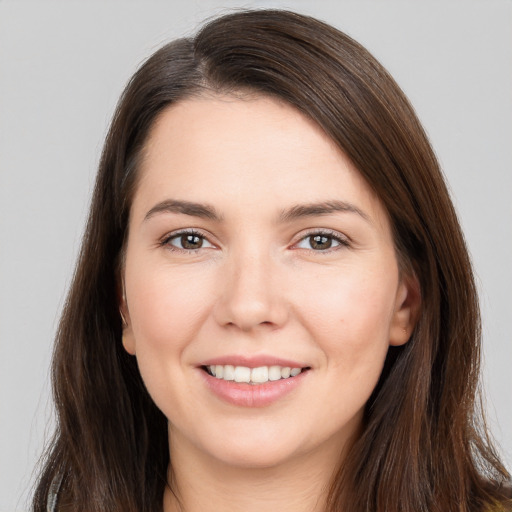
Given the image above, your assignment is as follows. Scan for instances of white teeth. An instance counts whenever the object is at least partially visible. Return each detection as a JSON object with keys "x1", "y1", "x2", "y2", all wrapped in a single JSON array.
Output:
[
  {"x1": 207, "y1": 364, "x2": 304, "y2": 384},
  {"x1": 223, "y1": 365, "x2": 235, "y2": 381},
  {"x1": 251, "y1": 366, "x2": 268, "y2": 383},
  {"x1": 234, "y1": 366, "x2": 251, "y2": 383},
  {"x1": 268, "y1": 365, "x2": 282, "y2": 381}
]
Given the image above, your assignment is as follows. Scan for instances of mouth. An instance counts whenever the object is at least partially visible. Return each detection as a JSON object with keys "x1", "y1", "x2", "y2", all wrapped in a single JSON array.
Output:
[
  {"x1": 201, "y1": 364, "x2": 311, "y2": 385},
  {"x1": 197, "y1": 355, "x2": 312, "y2": 407}
]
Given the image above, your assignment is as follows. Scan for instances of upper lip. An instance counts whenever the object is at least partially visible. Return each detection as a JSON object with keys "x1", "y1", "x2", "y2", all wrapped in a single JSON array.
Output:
[{"x1": 199, "y1": 355, "x2": 309, "y2": 369}]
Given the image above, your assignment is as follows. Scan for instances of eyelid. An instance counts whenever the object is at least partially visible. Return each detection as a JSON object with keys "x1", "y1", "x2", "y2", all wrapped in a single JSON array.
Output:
[
  {"x1": 291, "y1": 228, "x2": 350, "y2": 251},
  {"x1": 159, "y1": 228, "x2": 217, "y2": 252},
  {"x1": 158, "y1": 227, "x2": 349, "y2": 252}
]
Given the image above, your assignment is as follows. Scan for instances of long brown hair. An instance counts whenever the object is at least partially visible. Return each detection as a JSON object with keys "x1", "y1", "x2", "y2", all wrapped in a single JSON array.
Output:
[{"x1": 33, "y1": 9, "x2": 511, "y2": 512}]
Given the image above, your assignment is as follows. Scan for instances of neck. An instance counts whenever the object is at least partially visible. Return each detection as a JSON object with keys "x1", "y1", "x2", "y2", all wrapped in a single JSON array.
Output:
[{"x1": 163, "y1": 429, "x2": 348, "y2": 512}]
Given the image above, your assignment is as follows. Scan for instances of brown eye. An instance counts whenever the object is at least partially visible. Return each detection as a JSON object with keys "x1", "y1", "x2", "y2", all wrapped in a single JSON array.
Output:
[
  {"x1": 309, "y1": 234, "x2": 332, "y2": 250},
  {"x1": 180, "y1": 234, "x2": 203, "y2": 249},
  {"x1": 166, "y1": 231, "x2": 214, "y2": 251},
  {"x1": 295, "y1": 232, "x2": 347, "y2": 251}
]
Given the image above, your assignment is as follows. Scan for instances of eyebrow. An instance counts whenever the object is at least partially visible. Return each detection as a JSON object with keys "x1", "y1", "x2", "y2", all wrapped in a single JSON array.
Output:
[
  {"x1": 279, "y1": 200, "x2": 371, "y2": 224},
  {"x1": 144, "y1": 198, "x2": 370, "y2": 224},
  {"x1": 144, "y1": 199, "x2": 222, "y2": 222}
]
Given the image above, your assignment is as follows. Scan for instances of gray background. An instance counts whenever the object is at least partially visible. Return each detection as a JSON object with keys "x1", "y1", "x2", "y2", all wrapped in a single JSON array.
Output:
[{"x1": 0, "y1": 1, "x2": 510, "y2": 510}]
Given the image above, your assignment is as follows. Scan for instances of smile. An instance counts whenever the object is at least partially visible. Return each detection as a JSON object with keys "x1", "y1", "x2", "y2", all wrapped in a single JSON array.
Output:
[
  {"x1": 205, "y1": 364, "x2": 305, "y2": 384},
  {"x1": 199, "y1": 360, "x2": 311, "y2": 407}
]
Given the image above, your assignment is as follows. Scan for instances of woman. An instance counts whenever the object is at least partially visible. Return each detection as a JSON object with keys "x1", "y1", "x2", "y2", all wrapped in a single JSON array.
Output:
[{"x1": 33, "y1": 9, "x2": 511, "y2": 512}]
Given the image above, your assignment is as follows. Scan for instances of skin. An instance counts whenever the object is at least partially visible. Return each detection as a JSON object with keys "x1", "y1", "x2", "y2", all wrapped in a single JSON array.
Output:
[{"x1": 121, "y1": 93, "x2": 419, "y2": 512}]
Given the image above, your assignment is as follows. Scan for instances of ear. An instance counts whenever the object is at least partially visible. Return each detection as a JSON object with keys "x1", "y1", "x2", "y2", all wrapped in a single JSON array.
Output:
[
  {"x1": 389, "y1": 272, "x2": 421, "y2": 346},
  {"x1": 118, "y1": 277, "x2": 137, "y2": 356}
]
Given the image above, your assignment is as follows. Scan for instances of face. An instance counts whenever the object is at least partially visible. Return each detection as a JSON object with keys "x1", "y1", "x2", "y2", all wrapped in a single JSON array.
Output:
[{"x1": 121, "y1": 94, "x2": 418, "y2": 470}]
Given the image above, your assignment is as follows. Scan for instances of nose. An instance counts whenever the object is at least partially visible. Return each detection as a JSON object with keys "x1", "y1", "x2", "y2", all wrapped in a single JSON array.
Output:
[{"x1": 213, "y1": 247, "x2": 289, "y2": 332}]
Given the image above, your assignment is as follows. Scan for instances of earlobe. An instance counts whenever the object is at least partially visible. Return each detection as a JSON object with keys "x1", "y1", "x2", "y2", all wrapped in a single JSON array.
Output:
[
  {"x1": 120, "y1": 307, "x2": 137, "y2": 356},
  {"x1": 389, "y1": 273, "x2": 421, "y2": 346},
  {"x1": 122, "y1": 328, "x2": 137, "y2": 356},
  {"x1": 118, "y1": 278, "x2": 137, "y2": 356}
]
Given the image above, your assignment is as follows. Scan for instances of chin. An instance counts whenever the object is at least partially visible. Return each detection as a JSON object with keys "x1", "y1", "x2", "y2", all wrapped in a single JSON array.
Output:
[
  {"x1": 180, "y1": 420, "x2": 311, "y2": 470},
  {"x1": 209, "y1": 441, "x2": 303, "y2": 470}
]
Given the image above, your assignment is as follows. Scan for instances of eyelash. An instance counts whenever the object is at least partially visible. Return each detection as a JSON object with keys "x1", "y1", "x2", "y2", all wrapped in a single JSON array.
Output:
[
  {"x1": 294, "y1": 229, "x2": 349, "y2": 252},
  {"x1": 160, "y1": 229, "x2": 349, "y2": 253},
  {"x1": 160, "y1": 229, "x2": 212, "y2": 253}
]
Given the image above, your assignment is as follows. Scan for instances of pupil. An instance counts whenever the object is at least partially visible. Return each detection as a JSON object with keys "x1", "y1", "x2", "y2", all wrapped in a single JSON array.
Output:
[
  {"x1": 182, "y1": 234, "x2": 202, "y2": 249},
  {"x1": 311, "y1": 235, "x2": 331, "y2": 250}
]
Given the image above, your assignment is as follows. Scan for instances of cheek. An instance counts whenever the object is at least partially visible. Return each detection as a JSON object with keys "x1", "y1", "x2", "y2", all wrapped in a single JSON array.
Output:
[
  {"x1": 276, "y1": 264, "x2": 399, "y2": 443},
  {"x1": 296, "y1": 265, "x2": 397, "y2": 371},
  {"x1": 125, "y1": 263, "x2": 215, "y2": 366},
  {"x1": 124, "y1": 263, "x2": 218, "y2": 420}
]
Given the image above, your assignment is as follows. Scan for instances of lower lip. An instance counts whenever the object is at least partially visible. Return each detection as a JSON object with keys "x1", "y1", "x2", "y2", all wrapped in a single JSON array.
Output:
[{"x1": 200, "y1": 369, "x2": 309, "y2": 408}]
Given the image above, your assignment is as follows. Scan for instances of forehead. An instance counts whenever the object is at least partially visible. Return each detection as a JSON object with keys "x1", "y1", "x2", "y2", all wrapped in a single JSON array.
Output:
[
  {"x1": 142, "y1": 92, "x2": 344, "y2": 174},
  {"x1": 133, "y1": 93, "x2": 388, "y2": 228}
]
